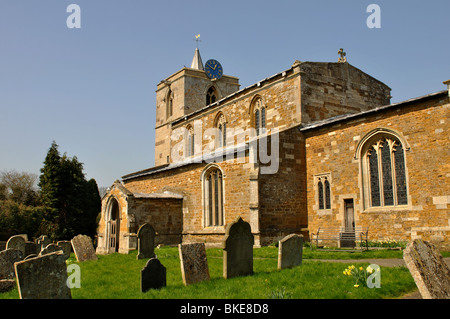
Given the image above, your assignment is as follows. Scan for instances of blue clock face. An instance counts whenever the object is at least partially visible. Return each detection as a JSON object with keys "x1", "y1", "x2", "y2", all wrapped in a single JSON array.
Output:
[{"x1": 205, "y1": 59, "x2": 223, "y2": 80}]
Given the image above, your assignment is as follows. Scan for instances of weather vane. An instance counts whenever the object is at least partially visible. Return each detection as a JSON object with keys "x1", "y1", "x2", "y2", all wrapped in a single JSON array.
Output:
[{"x1": 193, "y1": 34, "x2": 201, "y2": 48}]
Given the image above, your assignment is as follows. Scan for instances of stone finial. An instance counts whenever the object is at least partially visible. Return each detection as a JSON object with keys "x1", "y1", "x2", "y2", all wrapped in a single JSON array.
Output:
[{"x1": 338, "y1": 48, "x2": 347, "y2": 63}]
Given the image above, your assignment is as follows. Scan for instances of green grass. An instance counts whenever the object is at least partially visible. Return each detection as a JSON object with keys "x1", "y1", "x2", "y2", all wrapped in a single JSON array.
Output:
[{"x1": 1, "y1": 246, "x2": 419, "y2": 299}]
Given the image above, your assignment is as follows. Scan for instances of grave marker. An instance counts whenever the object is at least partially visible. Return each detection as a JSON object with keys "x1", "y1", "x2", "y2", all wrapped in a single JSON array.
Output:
[
  {"x1": 6, "y1": 235, "x2": 26, "y2": 256},
  {"x1": 71, "y1": 234, "x2": 98, "y2": 262},
  {"x1": 141, "y1": 258, "x2": 166, "y2": 292},
  {"x1": 403, "y1": 239, "x2": 450, "y2": 299},
  {"x1": 223, "y1": 216, "x2": 254, "y2": 279},
  {"x1": 278, "y1": 234, "x2": 303, "y2": 270},
  {"x1": 0, "y1": 249, "x2": 24, "y2": 279},
  {"x1": 179, "y1": 243, "x2": 210, "y2": 285},
  {"x1": 137, "y1": 223, "x2": 156, "y2": 260},
  {"x1": 14, "y1": 251, "x2": 71, "y2": 299}
]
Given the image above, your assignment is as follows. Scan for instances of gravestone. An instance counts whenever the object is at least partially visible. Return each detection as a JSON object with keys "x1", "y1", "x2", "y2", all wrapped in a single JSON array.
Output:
[
  {"x1": 6, "y1": 235, "x2": 26, "y2": 256},
  {"x1": 403, "y1": 239, "x2": 450, "y2": 299},
  {"x1": 223, "y1": 216, "x2": 254, "y2": 279},
  {"x1": 178, "y1": 243, "x2": 210, "y2": 285},
  {"x1": 137, "y1": 223, "x2": 156, "y2": 260},
  {"x1": 0, "y1": 249, "x2": 24, "y2": 279},
  {"x1": 141, "y1": 257, "x2": 166, "y2": 292},
  {"x1": 14, "y1": 251, "x2": 71, "y2": 299},
  {"x1": 57, "y1": 241, "x2": 72, "y2": 259},
  {"x1": 0, "y1": 279, "x2": 15, "y2": 293},
  {"x1": 71, "y1": 234, "x2": 98, "y2": 262},
  {"x1": 25, "y1": 241, "x2": 39, "y2": 257},
  {"x1": 36, "y1": 235, "x2": 51, "y2": 252},
  {"x1": 278, "y1": 234, "x2": 304, "y2": 270},
  {"x1": 40, "y1": 243, "x2": 63, "y2": 256}
]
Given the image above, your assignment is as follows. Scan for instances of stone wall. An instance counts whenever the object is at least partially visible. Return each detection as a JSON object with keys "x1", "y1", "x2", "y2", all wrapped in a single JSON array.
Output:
[
  {"x1": 123, "y1": 158, "x2": 255, "y2": 246},
  {"x1": 304, "y1": 92, "x2": 450, "y2": 249},
  {"x1": 300, "y1": 62, "x2": 392, "y2": 123}
]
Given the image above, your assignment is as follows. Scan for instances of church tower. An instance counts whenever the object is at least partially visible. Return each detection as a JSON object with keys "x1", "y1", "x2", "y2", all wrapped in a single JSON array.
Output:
[{"x1": 154, "y1": 47, "x2": 240, "y2": 166}]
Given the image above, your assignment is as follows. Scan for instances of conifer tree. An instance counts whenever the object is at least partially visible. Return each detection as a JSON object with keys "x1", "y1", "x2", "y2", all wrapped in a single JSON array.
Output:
[{"x1": 38, "y1": 141, "x2": 101, "y2": 240}]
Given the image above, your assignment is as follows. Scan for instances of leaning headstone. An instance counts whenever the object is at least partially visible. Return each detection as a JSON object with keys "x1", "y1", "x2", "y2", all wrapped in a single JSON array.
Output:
[
  {"x1": 403, "y1": 239, "x2": 450, "y2": 299},
  {"x1": 36, "y1": 235, "x2": 51, "y2": 252},
  {"x1": 137, "y1": 223, "x2": 156, "y2": 260},
  {"x1": 0, "y1": 249, "x2": 24, "y2": 279},
  {"x1": 223, "y1": 216, "x2": 254, "y2": 279},
  {"x1": 71, "y1": 234, "x2": 98, "y2": 262},
  {"x1": 57, "y1": 241, "x2": 72, "y2": 259},
  {"x1": 278, "y1": 234, "x2": 304, "y2": 270},
  {"x1": 25, "y1": 241, "x2": 39, "y2": 257},
  {"x1": 40, "y1": 243, "x2": 63, "y2": 256},
  {"x1": 178, "y1": 243, "x2": 210, "y2": 285},
  {"x1": 141, "y1": 257, "x2": 166, "y2": 292},
  {"x1": 14, "y1": 251, "x2": 71, "y2": 299},
  {"x1": 6, "y1": 235, "x2": 26, "y2": 256},
  {"x1": 0, "y1": 279, "x2": 15, "y2": 293}
]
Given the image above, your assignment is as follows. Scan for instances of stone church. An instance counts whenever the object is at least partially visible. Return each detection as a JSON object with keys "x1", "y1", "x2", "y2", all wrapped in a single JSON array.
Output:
[{"x1": 96, "y1": 47, "x2": 450, "y2": 254}]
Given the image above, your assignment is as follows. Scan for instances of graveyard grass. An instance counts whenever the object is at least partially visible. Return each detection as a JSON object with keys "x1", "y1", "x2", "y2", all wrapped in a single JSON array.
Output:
[{"x1": 1, "y1": 246, "x2": 420, "y2": 299}]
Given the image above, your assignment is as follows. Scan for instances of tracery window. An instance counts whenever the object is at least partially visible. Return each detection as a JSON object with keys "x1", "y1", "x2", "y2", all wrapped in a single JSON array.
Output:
[
  {"x1": 317, "y1": 176, "x2": 331, "y2": 210},
  {"x1": 206, "y1": 86, "x2": 217, "y2": 106},
  {"x1": 203, "y1": 166, "x2": 224, "y2": 227},
  {"x1": 365, "y1": 136, "x2": 408, "y2": 207},
  {"x1": 215, "y1": 113, "x2": 227, "y2": 148},
  {"x1": 185, "y1": 125, "x2": 194, "y2": 157},
  {"x1": 253, "y1": 97, "x2": 266, "y2": 136}
]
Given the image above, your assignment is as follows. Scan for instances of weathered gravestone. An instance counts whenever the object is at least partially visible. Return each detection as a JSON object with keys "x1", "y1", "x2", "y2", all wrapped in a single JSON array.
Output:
[
  {"x1": 137, "y1": 223, "x2": 156, "y2": 260},
  {"x1": 14, "y1": 251, "x2": 71, "y2": 299},
  {"x1": 6, "y1": 235, "x2": 26, "y2": 256},
  {"x1": 0, "y1": 279, "x2": 15, "y2": 293},
  {"x1": 403, "y1": 239, "x2": 450, "y2": 299},
  {"x1": 0, "y1": 249, "x2": 24, "y2": 279},
  {"x1": 141, "y1": 257, "x2": 166, "y2": 292},
  {"x1": 223, "y1": 216, "x2": 254, "y2": 279},
  {"x1": 278, "y1": 234, "x2": 304, "y2": 270},
  {"x1": 57, "y1": 241, "x2": 72, "y2": 259},
  {"x1": 179, "y1": 243, "x2": 210, "y2": 285},
  {"x1": 40, "y1": 243, "x2": 63, "y2": 256},
  {"x1": 36, "y1": 235, "x2": 51, "y2": 252},
  {"x1": 24, "y1": 241, "x2": 39, "y2": 258},
  {"x1": 71, "y1": 234, "x2": 98, "y2": 262}
]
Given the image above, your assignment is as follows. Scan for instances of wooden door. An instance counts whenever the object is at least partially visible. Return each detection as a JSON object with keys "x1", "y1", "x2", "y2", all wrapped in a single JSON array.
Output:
[{"x1": 344, "y1": 199, "x2": 355, "y2": 232}]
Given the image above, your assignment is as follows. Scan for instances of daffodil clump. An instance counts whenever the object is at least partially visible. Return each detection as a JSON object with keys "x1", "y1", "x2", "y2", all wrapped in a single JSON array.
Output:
[{"x1": 343, "y1": 265, "x2": 377, "y2": 288}]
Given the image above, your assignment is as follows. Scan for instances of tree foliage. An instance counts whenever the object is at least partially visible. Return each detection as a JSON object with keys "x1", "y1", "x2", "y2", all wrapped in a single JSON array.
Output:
[{"x1": 38, "y1": 141, "x2": 101, "y2": 240}]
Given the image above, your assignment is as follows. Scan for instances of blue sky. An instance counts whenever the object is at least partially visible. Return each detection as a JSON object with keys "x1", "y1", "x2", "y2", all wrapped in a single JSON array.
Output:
[{"x1": 1, "y1": 0, "x2": 449, "y2": 188}]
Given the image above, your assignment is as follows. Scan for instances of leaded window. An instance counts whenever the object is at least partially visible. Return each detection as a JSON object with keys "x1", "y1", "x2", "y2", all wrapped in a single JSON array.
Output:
[
  {"x1": 216, "y1": 114, "x2": 226, "y2": 148},
  {"x1": 253, "y1": 97, "x2": 266, "y2": 136},
  {"x1": 206, "y1": 87, "x2": 217, "y2": 106},
  {"x1": 366, "y1": 137, "x2": 408, "y2": 207},
  {"x1": 317, "y1": 175, "x2": 331, "y2": 210},
  {"x1": 204, "y1": 167, "x2": 224, "y2": 227}
]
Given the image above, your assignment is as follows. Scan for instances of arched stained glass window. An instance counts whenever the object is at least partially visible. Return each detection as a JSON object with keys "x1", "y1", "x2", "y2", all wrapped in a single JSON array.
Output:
[{"x1": 365, "y1": 136, "x2": 408, "y2": 207}]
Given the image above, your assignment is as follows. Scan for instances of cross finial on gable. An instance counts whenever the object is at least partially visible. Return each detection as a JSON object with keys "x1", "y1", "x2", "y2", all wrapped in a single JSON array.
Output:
[{"x1": 338, "y1": 48, "x2": 347, "y2": 63}]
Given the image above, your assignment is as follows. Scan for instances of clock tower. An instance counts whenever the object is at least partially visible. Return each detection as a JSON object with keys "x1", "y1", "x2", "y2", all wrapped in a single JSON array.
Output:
[{"x1": 153, "y1": 47, "x2": 240, "y2": 166}]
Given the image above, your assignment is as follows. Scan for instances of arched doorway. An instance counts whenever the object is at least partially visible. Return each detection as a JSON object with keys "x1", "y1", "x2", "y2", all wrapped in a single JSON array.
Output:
[{"x1": 109, "y1": 198, "x2": 120, "y2": 253}]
